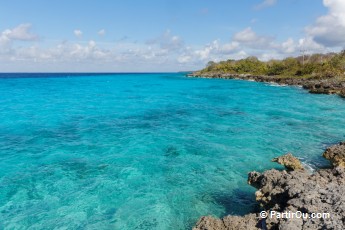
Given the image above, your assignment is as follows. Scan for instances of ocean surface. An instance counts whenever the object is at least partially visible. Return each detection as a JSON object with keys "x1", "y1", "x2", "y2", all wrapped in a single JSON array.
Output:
[{"x1": 1, "y1": 73, "x2": 345, "y2": 229}]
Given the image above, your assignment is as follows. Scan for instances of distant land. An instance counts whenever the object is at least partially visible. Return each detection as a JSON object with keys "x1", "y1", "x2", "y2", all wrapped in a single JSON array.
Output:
[{"x1": 188, "y1": 50, "x2": 345, "y2": 98}]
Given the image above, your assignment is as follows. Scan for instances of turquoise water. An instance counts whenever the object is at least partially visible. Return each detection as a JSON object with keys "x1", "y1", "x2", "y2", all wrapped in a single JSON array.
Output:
[{"x1": 1, "y1": 73, "x2": 345, "y2": 229}]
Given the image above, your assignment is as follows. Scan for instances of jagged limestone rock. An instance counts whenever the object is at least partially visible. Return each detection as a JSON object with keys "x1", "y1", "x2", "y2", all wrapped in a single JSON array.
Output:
[
  {"x1": 323, "y1": 141, "x2": 345, "y2": 168},
  {"x1": 272, "y1": 153, "x2": 304, "y2": 171}
]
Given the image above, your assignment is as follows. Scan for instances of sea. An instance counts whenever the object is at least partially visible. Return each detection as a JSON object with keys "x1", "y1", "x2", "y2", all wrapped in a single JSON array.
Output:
[{"x1": 1, "y1": 73, "x2": 345, "y2": 229}]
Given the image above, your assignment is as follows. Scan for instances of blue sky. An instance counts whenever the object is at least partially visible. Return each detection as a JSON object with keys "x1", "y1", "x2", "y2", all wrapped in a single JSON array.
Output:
[{"x1": 0, "y1": 0, "x2": 344, "y2": 72}]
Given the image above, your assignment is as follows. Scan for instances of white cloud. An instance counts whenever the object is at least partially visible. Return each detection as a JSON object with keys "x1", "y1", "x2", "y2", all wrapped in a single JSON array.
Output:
[
  {"x1": 233, "y1": 27, "x2": 274, "y2": 49},
  {"x1": 254, "y1": 0, "x2": 277, "y2": 10},
  {"x1": 306, "y1": 0, "x2": 345, "y2": 47},
  {"x1": 280, "y1": 38, "x2": 296, "y2": 53},
  {"x1": 233, "y1": 27, "x2": 258, "y2": 43},
  {"x1": 0, "y1": 24, "x2": 37, "y2": 55},
  {"x1": 146, "y1": 30, "x2": 184, "y2": 52},
  {"x1": 298, "y1": 37, "x2": 324, "y2": 52},
  {"x1": 221, "y1": 42, "x2": 240, "y2": 53},
  {"x1": 193, "y1": 40, "x2": 232, "y2": 60},
  {"x1": 2, "y1": 24, "x2": 37, "y2": 41},
  {"x1": 229, "y1": 27, "x2": 323, "y2": 57},
  {"x1": 98, "y1": 29, "x2": 106, "y2": 36},
  {"x1": 177, "y1": 54, "x2": 192, "y2": 64},
  {"x1": 74, "y1": 29, "x2": 83, "y2": 37},
  {"x1": 259, "y1": 52, "x2": 283, "y2": 61},
  {"x1": 189, "y1": 39, "x2": 243, "y2": 63},
  {"x1": 194, "y1": 42, "x2": 215, "y2": 60},
  {"x1": 68, "y1": 40, "x2": 110, "y2": 60},
  {"x1": 4, "y1": 39, "x2": 113, "y2": 64},
  {"x1": 0, "y1": 33, "x2": 11, "y2": 54},
  {"x1": 1, "y1": 24, "x2": 37, "y2": 47},
  {"x1": 2, "y1": 30, "x2": 190, "y2": 70}
]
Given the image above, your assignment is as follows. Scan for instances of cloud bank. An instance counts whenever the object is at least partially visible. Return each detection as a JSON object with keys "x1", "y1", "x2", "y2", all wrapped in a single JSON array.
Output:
[
  {"x1": 1, "y1": 0, "x2": 344, "y2": 72},
  {"x1": 306, "y1": 0, "x2": 345, "y2": 47}
]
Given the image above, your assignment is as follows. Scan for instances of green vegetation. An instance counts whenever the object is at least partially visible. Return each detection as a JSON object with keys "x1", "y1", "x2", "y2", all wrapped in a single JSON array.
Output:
[{"x1": 200, "y1": 50, "x2": 345, "y2": 79}]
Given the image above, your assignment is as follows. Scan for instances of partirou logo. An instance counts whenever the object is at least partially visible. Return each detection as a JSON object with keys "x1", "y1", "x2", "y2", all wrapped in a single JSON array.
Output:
[{"x1": 260, "y1": 211, "x2": 331, "y2": 219}]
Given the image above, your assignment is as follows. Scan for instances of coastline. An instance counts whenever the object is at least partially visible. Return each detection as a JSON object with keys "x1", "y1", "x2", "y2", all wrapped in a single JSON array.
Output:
[
  {"x1": 188, "y1": 72, "x2": 345, "y2": 229},
  {"x1": 193, "y1": 142, "x2": 345, "y2": 230},
  {"x1": 187, "y1": 72, "x2": 345, "y2": 98}
]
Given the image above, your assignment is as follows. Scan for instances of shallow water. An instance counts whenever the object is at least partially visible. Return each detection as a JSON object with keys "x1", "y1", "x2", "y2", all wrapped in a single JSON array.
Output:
[{"x1": 1, "y1": 73, "x2": 345, "y2": 229}]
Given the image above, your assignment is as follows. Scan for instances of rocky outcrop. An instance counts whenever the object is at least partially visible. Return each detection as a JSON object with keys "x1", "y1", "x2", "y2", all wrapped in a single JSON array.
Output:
[
  {"x1": 303, "y1": 79, "x2": 345, "y2": 97},
  {"x1": 271, "y1": 153, "x2": 304, "y2": 171},
  {"x1": 323, "y1": 141, "x2": 345, "y2": 168},
  {"x1": 193, "y1": 143, "x2": 345, "y2": 230},
  {"x1": 187, "y1": 72, "x2": 345, "y2": 98},
  {"x1": 248, "y1": 167, "x2": 345, "y2": 229}
]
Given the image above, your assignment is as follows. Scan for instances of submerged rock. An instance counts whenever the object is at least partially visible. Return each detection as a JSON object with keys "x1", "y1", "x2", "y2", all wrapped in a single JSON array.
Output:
[
  {"x1": 272, "y1": 153, "x2": 304, "y2": 171},
  {"x1": 193, "y1": 143, "x2": 345, "y2": 230}
]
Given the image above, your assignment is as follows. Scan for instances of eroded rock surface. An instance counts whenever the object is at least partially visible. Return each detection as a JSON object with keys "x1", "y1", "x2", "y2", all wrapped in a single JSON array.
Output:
[
  {"x1": 323, "y1": 141, "x2": 345, "y2": 168},
  {"x1": 193, "y1": 143, "x2": 345, "y2": 230},
  {"x1": 248, "y1": 167, "x2": 345, "y2": 229},
  {"x1": 272, "y1": 153, "x2": 304, "y2": 171}
]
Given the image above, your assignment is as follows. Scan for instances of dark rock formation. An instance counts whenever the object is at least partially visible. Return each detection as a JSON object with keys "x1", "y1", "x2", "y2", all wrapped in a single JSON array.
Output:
[
  {"x1": 193, "y1": 143, "x2": 345, "y2": 230},
  {"x1": 187, "y1": 72, "x2": 345, "y2": 98},
  {"x1": 271, "y1": 153, "x2": 304, "y2": 171}
]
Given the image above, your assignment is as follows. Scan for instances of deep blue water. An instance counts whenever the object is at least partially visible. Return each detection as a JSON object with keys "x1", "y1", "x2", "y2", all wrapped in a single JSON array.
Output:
[{"x1": 1, "y1": 73, "x2": 345, "y2": 229}]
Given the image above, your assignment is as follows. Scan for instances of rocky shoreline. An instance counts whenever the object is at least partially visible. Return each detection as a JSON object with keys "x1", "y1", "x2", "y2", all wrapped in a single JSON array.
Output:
[
  {"x1": 193, "y1": 142, "x2": 345, "y2": 230},
  {"x1": 187, "y1": 72, "x2": 345, "y2": 98}
]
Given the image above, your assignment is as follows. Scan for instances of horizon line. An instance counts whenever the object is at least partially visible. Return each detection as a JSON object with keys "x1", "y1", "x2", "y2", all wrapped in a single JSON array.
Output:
[{"x1": 0, "y1": 71, "x2": 195, "y2": 74}]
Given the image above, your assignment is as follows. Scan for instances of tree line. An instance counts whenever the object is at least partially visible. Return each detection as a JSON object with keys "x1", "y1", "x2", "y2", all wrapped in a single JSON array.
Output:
[{"x1": 201, "y1": 50, "x2": 345, "y2": 78}]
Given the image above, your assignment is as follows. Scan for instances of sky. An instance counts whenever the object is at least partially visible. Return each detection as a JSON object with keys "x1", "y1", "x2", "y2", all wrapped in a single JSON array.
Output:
[{"x1": 0, "y1": 0, "x2": 344, "y2": 72}]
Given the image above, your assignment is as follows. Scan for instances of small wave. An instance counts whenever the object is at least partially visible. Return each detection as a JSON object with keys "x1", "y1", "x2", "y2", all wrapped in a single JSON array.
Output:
[
  {"x1": 302, "y1": 162, "x2": 316, "y2": 173},
  {"x1": 266, "y1": 82, "x2": 288, "y2": 87},
  {"x1": 298, "y1": 157, "x2": 317, "y2": 173}
]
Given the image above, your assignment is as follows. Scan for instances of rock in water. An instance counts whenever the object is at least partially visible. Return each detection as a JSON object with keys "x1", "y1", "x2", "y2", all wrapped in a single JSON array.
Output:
[
  {"x1": 323, "y1": 141, "x2": 345, "y2": 168},
  {"x1": 271, "y1": 153, "x2": 304, "y2": 171}
]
